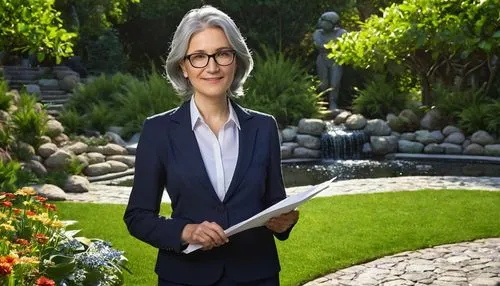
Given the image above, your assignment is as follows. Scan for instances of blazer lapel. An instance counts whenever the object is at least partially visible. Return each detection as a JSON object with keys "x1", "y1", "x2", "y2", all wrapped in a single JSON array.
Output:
[
  {"x1": 223, "y1": 101, "x2": 257, "y2": 203},
  {"x1": 168, "y1": 100, "x2": 220, "y2": 202}
]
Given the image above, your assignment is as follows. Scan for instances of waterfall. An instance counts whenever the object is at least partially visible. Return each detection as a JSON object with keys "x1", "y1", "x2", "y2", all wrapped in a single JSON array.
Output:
[{"x1": 321, "y1": 123, "x2": 369, "y2": 160}]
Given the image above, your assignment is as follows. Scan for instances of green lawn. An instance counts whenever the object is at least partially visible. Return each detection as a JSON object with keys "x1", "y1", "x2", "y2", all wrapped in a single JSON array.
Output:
[{"x1": 55, "y1": 190, "x2": 500, "y2": 286}]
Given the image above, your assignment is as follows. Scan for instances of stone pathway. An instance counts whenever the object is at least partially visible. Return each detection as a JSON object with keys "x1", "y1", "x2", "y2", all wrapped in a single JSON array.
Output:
[
  {"x1": 65, "y1": 175, "x2": 500, "y2": 204},
  {"x1": 304, "y1": 238, "x2": 500, "y2": 286},
  {"x1": 65, "y1": 175, "x2": 500, "y2": 286}
]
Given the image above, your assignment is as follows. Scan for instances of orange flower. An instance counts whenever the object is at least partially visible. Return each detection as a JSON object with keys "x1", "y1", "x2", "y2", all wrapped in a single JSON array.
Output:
[
  {"x1": 36, "y1": 276, "x2": 55, "y2": 286},
  {"x1": 3, "y1": 193, "x2": 16, "y2": 199},
  {"x1": 43, "y1": 203, "x2": 56, "y2": 211},
  {"x1": 26, "y1": 210, "x2": 36, "y2": 216},
  {"x1": 33, "y1": 233, "x2": 49, "y2": 244},
  {"x1": 35, "y1": 196, "x2": 47, "y2": 203},
  {"x1": 0, "y1": 255, "x2": 17, "y2": 265},
  {"x1": 15, "y1": 238, "x2": 30, "y2": 246},
  {"x1": 13, "y1": 208, "x2": 21, "y2": 215},
  {"x1": 0, "y1": 262, "x2": 12, "y2": 276},
  {"x1": 2, "y1": 201, "x2": 12, "y2": 208}
]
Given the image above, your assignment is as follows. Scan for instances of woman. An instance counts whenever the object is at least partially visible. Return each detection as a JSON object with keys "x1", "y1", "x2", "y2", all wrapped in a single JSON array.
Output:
[{"x1": 124, "y1": 6, "x2": 299, "y2": 286}]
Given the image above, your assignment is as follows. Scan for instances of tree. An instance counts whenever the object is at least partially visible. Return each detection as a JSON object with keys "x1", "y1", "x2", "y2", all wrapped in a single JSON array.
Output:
[
  {"x1": 327, "y1": 0, "x2": 500, "y2": 105},
  {"x1": 0, "y1": 0, "x2": 76, "y2": 64}
]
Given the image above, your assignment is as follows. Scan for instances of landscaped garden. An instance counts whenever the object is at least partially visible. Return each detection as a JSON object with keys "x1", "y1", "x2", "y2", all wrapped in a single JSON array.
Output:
[{"x1": 1, "y1": 0, "x2": 499, "y2": 284}]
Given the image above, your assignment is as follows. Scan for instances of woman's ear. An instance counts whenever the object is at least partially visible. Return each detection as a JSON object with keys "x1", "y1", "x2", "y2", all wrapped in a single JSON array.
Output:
[{"x1": 180, "y1": 63, "x2": 188, "y2": 78}]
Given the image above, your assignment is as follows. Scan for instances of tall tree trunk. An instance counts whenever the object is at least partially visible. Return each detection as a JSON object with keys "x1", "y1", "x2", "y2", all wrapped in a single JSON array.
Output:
[{"x1": 420, "y1": 73, "x2": 432, "y2": 105}]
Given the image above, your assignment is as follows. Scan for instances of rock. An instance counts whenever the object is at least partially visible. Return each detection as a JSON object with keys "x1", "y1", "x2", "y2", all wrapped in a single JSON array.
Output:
[
  {"x1": 391, "y1": 131, "x2": 401, "y2": 139},
  {"x1": 13, "y1": 142, "x2": 35, "y2": 161},
  {"x1": 59, "y1": 74, "x2": 80, "y2": 91},
  {"x1": 442, "y1": 125, "x2": 462, "y2": 136},
  {"x1": 485, "y1": 144, "x2": 500, "y2": 156},
  {"x1": 38, "y1": 143, "x2": 58, "y2": 158},
  {"x1": 106, "y1": 155, "x2": 135, "y2": 167},
  {"x1": 387, "y1": 114, "x2": 405, "y2": 133},
  {"x1": 463, "y1": 143, "x2": 485, "y2": 155},
  {"x1": 439, "y1": 143, "x2": 462, "y2": 154},
  {"x1": 105, "y1": 131, "x2": 127, "y2": 146},
  {"x1": 281, "y1": 126, "x2": 298, "y2": 142},
  {"x1": 44, "y1": 150, "x2": 74, "y2": 170},
  {"x1": 107, "y1": 160, "x2": 129, "y2": 172},
  {"x1": 462, "y1": 139, "x2": 472, "y2": 149},
  {"x1": 46, "y1": 120, "x2": 64, "y2": 137},
  {"x1": 297, "y1": 119, "x2": 326, "y2": 136},
  {"x1": 63, "y1": 142, "x2": 88, "y2": 155},
  {"x1": 424, "y1": 143, "x2": 444, "y2": 154},
  {"x1": 364, "y1": 119, "x2": 391, "y2": 136},
  {"x1": 471, "y1": 130, "x2": 495, "y2": 146},
  {"x1": 126, "y1": 144, "x2": 137, "y2": 155},
  {"x1": 398, "y1": 140, "x2": 424, "y2": 153},
  {"x1": 415, "y1": 130, "x2": 441, "y2": 144},
  {"x1": 86, "y1": 152, "x2": 106, "y2": 164},
  {"x1": 282, "y1": 142, "x2": 300, "y2": 149},
  {"x1": 370, "y1": 135, "x2": 398, "y2": 155},
  {"x1": 334, "y1": 111, "x2": 352, "y2": 125},
  {"x1": 345, "y1": 114, "x2": 367, "y2": 130},
  {"x1": 55, "y1": 69, "x2": 79, "y2": 80},
  {"x1": 39, "y1": 136, "x2": 52, "y2": 144},
  {"x1": 101, "y1": 143, "x2": 128, "y2": 155},
  {"x1": 52, "y1": 133, "x2": 69, "y2": 145},
  {"x1": 444, "y1": 132, "x2": 465, "y2": 145},
  {"x1": 22, "y1": 160, "x2": 47, "y2": 176},
  {"x1": 64, "y1": 175, "x2": 90, "y2": 193},
  {"x1": 430, "y1": 130, "x2": 445, "y2": 143},
  {"x1": 398, "y1": 109, "x2": 420, "y2": 131},
  {"x1": 0, "y1": 110, "x2": 10, "y2": 121},
  {"x1": 296, "y1": 134, "x2": 321, "y2": 149},
  {"x1": 88, "y1": 145, "x2": 104, "y2": 153},
  {"x1": 38, "y1": 79, "x2": 59, "y2": 89},
  {"x1": 77, "y1": 154, "x2": 89, "y2": 168},
  {"x1": 280, "y1": 145, "x2": 293, "y2": 159},
  {"x1": 330, "y1": 109, "x2": 345, "y2": 119},
  {"x1": 400, "y1": 132, "x2": 416, "y2": 141},
  {"x1": 84, "y1": 162, "x2": 112, "y2": 177},
  {"x1": 293, "y1": 147, "x2": 321, "y2": 158},
  {"x1": 32, "y1": 184, "x2": 66, "y2": 201},
  {"x1": 420, "y1": 109, "x2": 443, "y2": 130}
]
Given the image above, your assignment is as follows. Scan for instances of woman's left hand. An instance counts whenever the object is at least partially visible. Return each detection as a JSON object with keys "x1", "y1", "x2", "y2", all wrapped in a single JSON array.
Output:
[{"x1": 265, "y1": 210, "x2": 299, "y2": 233}]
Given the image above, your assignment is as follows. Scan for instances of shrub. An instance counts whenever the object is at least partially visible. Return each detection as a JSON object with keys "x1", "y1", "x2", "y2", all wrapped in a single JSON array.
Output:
[
  {"x1": 0, "y1": 160, "x2": 20, "y2": 193},
  {"x1": 85, "y1": 29, "x2": 128, "y2": 74},
  {"x1": 115, "y1": 69, "x2": 180, "y2": 138},
  {"x1": 352, "y1": 75, "x2": 410, "y2": 119},
  {"x1": 57, "y1": 108, "x2": 86, "y2": 135},
  {"x1": 239, "y1": 47, "x2": 323, "y2": 127},
  {"x1": 0, "y1": 187, "x2": 128, "y2": 285},
  {"x1": 458, "y1": 103, "x2": 490, "y2": 134},
  {"x1": 0, "y1": 80, "x2": 11, "y2": 111},
  {"x1": 10, "y1": 94, "x2": 48, "y2": 149},
  {"x1": 433, "y1": 85, "x2": 486, "y2": 119},
  {"x1": 88, "y1": 102, "x2": 114, "y2": 134},
  {"x1": 485, "y1": 100, "x2": 500, "y2": 136}
]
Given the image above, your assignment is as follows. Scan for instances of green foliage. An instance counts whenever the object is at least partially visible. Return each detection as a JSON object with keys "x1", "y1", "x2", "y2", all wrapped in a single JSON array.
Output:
[
  {"x1": 458, "y1": 103, "x2": 490, "y2": 134},
  {"x1": 0, "y1": 123, "x2": 12, "y2": 149},
  {"x1": 433, "y1": 85, "x2": 486, "y2": 119},
  {"x1": 0, "y1": 160, "x2": 20, "y2": 193},
  {"x1": 43, "y1": 170, "x2": 69, "y2": 188},
  {"x1": 0, "y1": 80, "x2": 10, "y2": 111},
  {"x1": 88, "y1": 102, "x2": 114, "y2": 134},
  {"x1": 327, "y1": 0, "x2": 500, "y2": 105},
  {"x1": 352, "y1": 75, "x2": 410, "y2": 119},
  {"x1": 0, "y1": 0, "x2": 76, "y2": 64},
  {"x1": 57, "y1": 108, "x2": 86, "y2": 135},
  {"x1": 485, "y1": 100, "x2": 500, "y2": 136},
  {"x1": 115, "y1": 69, "x2": 180, "y2": 138},
  {"x1": 10, "y1": 93, "x2": 48, "y2": 149},
  {"x1": 239, "y1": 47, "x2": 323, "y2": 127},
  {"x1": 85, "y1": 29, "x2": 128, "y2": 74},
  {"x1": 66, "y1": 157, "x2": 85, "y2": 175}
]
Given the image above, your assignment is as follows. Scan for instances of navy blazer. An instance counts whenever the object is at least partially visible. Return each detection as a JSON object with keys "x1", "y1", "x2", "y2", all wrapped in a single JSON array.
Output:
[{"x1": 124, "y1": 100, "x2": 292, "y2": 285}]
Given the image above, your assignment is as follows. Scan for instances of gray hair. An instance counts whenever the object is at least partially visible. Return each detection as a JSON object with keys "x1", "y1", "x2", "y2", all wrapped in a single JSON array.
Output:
[{"x1": 165, "y1": 5, "x2": 253, "y2": 98}]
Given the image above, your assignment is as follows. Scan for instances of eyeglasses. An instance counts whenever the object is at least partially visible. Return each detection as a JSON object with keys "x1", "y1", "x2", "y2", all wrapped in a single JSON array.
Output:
[{"x1": 184, "y1": 50, "x2": 236, "y2": 68}]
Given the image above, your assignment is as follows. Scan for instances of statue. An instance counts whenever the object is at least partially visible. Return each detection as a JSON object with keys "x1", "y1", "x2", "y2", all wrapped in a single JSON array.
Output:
[{"x1": 313, "y1": 11, "x2": 346, "y2": 110}]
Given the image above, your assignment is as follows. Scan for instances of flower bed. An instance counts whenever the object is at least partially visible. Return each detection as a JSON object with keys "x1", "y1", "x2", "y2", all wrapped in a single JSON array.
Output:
[{"x1": 0, "y1": 187, "x2": 127, "y2": 285}]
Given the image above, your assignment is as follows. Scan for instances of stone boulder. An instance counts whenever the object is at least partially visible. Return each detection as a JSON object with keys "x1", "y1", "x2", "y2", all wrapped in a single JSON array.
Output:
[
  {"x1": 442, "y1": 125, "x2": 461, "y2": 136},
  {"x1": 32, "y1": 184, "x2": 66, "y2": 201},
  {"x1": 293, "y1": 147, "x2": 321, "y2": 158},
  {"x1": 370, "y1": 135, "x2": 398, "y2": 155},
  {"x1": 463, "y1": 143, "x2": 485, "y2": 155},
  {"x1": 424, "y1": 143, "x2": 444, "y2": 154},
  {"x1": 106, "y1": 155, "x2": 135, "y2": 167},
  {"x1": 101, "y1": 143, "x2": 128, "y2": 156},
  {"x1": 281, "y1": 126, "x2": 298, "y2": 142},
  {"x1": 64, "y1": 175, "x2": 91, "y2": 193},
  {"x1": 297, "y1": 119, "x2": 326, "y2": 136},
  {"x1": 471, "y1": 130, "x2": 495, "y2": 146},
  {"x1": 107, "y1": 160, "x2": 129, "y2": 173},
  {"x1": 420, "y1": 109, "x2": 443, "y2": 130},
  {"x1": 46, "y1": 120, "x2": 64, "y2": 138},
  {"x1": 439, "y1": 143, "x2": 462, "y2": 154},
  {"x1": 398, "y1": 109, "x2": 420, "y2": 131},
  {"x1": 398, "y1": 140, "x2": 424, "y2": 153},
  {"x1": 22, "y1": 160, "x2": 47, "y2": 176},
  {"x1": 84, "y1": 162, "x2": 112, "y2": 177},
  {"x1": 485, "y1": 144, "x2": 500, "y2": 156},
  {"x1": 63, "y1": 142, "x2": 88, "y2": 155},
  {"x1": 345, "y1": 114, "x2": 367, "y2": 130},
  {"x1": 44, "y1": 150, "x2": 73, "y2": 170},
  {"x1": 364, "y1": 119, "x2": 391, "y2": 136},
  {"x1": 86, "y1": 152, "x2": 106, "y2": 164},
  {"x1": 296, "y1": 135, "x2": 321, "y2": 149},
  {"x1": 334, "y1": 111, "x2": 352, "y2": 125},
  {"x1": 444, "y1": 132, "x2": 465, "y2": 145}
]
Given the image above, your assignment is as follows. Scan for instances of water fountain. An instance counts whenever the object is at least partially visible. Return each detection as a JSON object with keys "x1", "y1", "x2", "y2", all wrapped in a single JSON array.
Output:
[{"x1": 320, "y1": 122, "x2": 369, "y2": 160}]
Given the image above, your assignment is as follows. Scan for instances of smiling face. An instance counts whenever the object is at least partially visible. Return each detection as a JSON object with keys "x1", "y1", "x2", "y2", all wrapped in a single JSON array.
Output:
[{"x1": 180, "y1": 27, "x2": 237, "y2": 100}]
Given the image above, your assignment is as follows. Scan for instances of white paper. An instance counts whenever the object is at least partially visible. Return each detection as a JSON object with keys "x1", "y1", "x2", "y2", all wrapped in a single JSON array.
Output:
[{"x1": 183, "y1": 177, "x2": 336, "y2": 254}]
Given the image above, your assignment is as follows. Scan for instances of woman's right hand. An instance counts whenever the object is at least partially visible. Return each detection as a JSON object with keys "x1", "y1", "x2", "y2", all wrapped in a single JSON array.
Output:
[{"x1": 181, "y1": 221, "x2": 228, "y2": 250}]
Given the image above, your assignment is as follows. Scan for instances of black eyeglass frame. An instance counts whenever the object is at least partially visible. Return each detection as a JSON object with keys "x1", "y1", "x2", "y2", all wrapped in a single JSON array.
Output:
[{"x1": 184, "y1": 50, "x2": 237, "y2": 68}]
